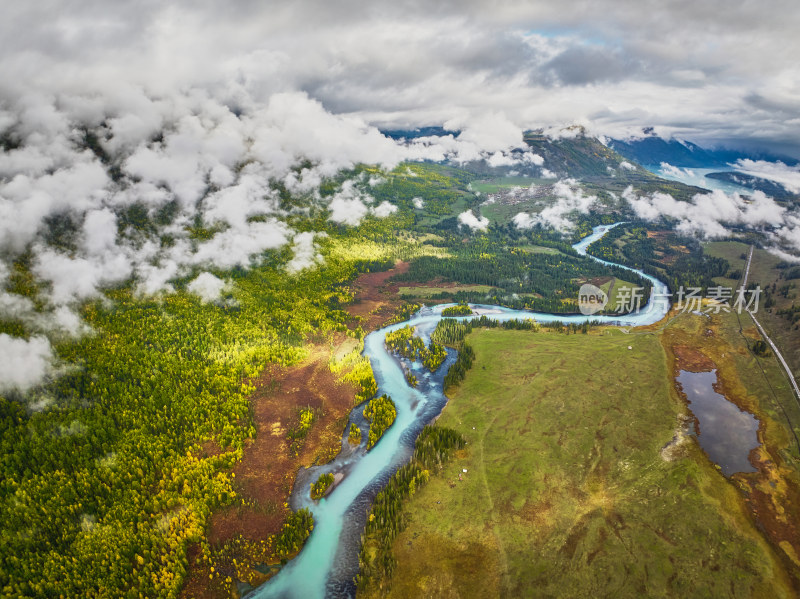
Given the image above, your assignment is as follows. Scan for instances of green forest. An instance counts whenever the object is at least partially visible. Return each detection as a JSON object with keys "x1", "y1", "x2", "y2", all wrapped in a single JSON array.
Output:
[
  {"x1": 363, "y1": 395, "x2": 397, "y2": 450},
  {"x1": 0, "y1": 157, "x2": 701, "y2": 598},
  {"x1": 310, "y1": 473, "x2": 335, "y2": 500},
  {"x1": 586, "y1": 223, "x2": 729, "y2": 292},
  {"x1": 441, "y1": 304, "x2": 473, "y2": 317},
  {"x1": 393, "y1": 233, "x2": 652, "y2": 313},
  {"x1": 0, "y1": 199, "x2": 429, "y2": 597},
  {"x1": 384, "y1": 325, "x2": 448, "y2": 372},
  {"x1": 356, "y1": 426, "x2": 466, "y2": 593}
]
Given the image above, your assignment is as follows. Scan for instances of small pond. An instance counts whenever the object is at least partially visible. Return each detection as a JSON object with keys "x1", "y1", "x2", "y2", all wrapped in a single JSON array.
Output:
[{"x1": 676, "y1": 369, "x2": 760, "y2": 476}]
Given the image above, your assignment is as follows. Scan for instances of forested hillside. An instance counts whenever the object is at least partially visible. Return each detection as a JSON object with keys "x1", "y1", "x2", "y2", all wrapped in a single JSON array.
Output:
[
  {"x1": 0, "y1": 149, "x2": 649, "y2": 597},
  {"x1": 2, "y1": 130, "x2": 778, "y2": 598}
]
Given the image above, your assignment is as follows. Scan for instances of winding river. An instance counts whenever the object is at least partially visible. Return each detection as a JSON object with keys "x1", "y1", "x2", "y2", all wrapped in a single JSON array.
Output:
[{"x1": 249, "y1": 223, "x2": 671, "y2": 599}]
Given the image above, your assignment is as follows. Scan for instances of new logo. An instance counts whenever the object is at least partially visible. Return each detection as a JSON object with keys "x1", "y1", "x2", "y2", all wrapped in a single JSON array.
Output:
[{"x1": 578, "y1": 283, "x2": 608, "y2": 315}]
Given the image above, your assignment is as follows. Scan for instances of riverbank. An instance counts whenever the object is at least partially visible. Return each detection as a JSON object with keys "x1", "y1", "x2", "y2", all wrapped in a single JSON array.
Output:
[
  {"x1": 179, "y1": 341, "x2": 361, "y2": 598},
  {"x1": 247, "y1": 223, "x2": 674, "y2": 598},
  {"x1": 376, "y1": 325, "x2": 796, "y2": 597},
  {"x1": 179, "y1": 258, "x2": 424, "y2": 598}
]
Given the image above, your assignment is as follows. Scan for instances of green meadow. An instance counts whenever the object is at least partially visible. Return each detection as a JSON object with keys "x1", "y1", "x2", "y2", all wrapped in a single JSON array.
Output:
[
  {"x1": 470, "y1": 177, "x2": 542, "y2": 194},
  {"x1": 377, "y1": 327, "x2": 793, "y2": 598},
  {"x1": 397, "y1": 285, "x2": 494, "y2": 298}
]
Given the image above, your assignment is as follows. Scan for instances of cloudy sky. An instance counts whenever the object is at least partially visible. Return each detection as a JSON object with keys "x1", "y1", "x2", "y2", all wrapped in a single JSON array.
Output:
[
  {"x1": 2, "y1": 0, "x2": 800, "y2": 391},
  {"x1": 1, "y1": 0, "x2": 799, "y2": 150}
]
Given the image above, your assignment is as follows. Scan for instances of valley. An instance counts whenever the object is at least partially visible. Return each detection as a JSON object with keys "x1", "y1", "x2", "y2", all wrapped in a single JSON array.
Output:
[
  {"x1": 2, "y1": 129, "x2": 800, "y2": 599},
  {"x1": 4, "y1": 4, "x2": 800, "y2": 598}
]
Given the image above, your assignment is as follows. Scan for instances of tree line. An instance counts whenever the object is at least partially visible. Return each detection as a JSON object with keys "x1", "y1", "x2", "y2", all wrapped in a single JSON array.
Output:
[
  {"x1": 355, "y1": 426, "x2": 466, "y2": 593},
  {"x1": 394, "y1": 238, "x2": 653, "y2": 314},
  {"x1": 586, "y1": 223, "x2": 728, "y2": 293},
  {"x1": 384, "y1": 325, "x2": 447, "y2": 372},
  {"x1": 363, "y1": 395, "x2": 397, "y2": 450}
]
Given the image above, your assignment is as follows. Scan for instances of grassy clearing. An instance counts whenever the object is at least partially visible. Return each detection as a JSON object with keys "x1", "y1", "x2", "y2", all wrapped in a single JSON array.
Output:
[
  {"x1": 599, "y1": 276, "x2": 640, "y2": 313},
  {"x1": 703, "y1": 240, "x2": 753, "y2": 289},
  {"x1": 397, "y1": 285, "x2": 494, "y2": 298},
  {"x1": 703, "y1": 240, "x2": 800, "y2": 374},
  {"x1": 480, "y1": 198, "x2": 545, "y2": 224},
  {"x1": 414, "y1": 195, "x2": 473, "y2": 226},
  {"x1": 516, "y1": 245, "x2": 564, "y2": 255},
  {"x1": 470, "y1": 177, "x2": 541, "y2": 193},
  {"x1": 703, "y1": 240, "x2": 750, "y2": 272},
  {"x1": 376, "y1": 327, "x2": 793, "y2": 598}
]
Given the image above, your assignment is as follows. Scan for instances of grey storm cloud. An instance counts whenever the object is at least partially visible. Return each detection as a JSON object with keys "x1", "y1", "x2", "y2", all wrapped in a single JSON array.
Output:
[
  {"x1": 541, "y1": 45, "x2": 643, "y2": 86},
  {"x1": 1, "y1": 0, "x2": 798, "y2": 147}
]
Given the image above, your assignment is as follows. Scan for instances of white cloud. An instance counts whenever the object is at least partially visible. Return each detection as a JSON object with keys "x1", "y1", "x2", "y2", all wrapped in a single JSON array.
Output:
[
  {"x1": 659, "y1": 162, "x2": 695, "y2": 179},
  {"x1": 203, "y1": 172, "x2": 278, "y2": 229},
  {"x1": 512, "y1": 212, "x2": 536, "y2": 229},
  {"x1": 0, "y1": 334, "x2": 53, "y2": 392},
  {"x1": 396, "y1": 126, "x2": 530, "y2": 167},
  {"x1": 0, "y1": 161, "x2": 110, "y2": 254},
  {"x1": 619, "y1": 161, "x2": 636, "y2": 170},
  {"x1": 328, "y1": 195, "x2": 369, "y2": 226},
  {"x1": 447, "y1": 112, "x2": 524, "y2": 155},
  {"x1": 191, "y1": 219, "x2": 291, "y2": 270},
  {"x1": 82, "y1": 208, "x2": 120, "y2": 255},
  {"x1": 51, "y1": 306, "x2": 88, "y2": 336},
  {"x1": 772, "y1": 213, "x2": 800, "y2": 255},
  {"x1": 372, "y1": 200, "x2": 398, "y2": 218},
  {"x1": 33, "y1": 248, "x2": 132, "y2": 305},
  {"x1": 486, "y1": 151, "x2": 516, "y2": 168},
  {"x1": 136, "y1": 260, "x2": 181, "y2": 296},
  {"x1": 325, "y1": 180, "x2": 396, "y2": 226},
  {"x1": 622, "y1": 186, "x2": 788, "y2": 239},
  {"x1": 121, "y1": 110, "x2": 247, "y2": 206},
  {"x1": 412, "y1": 197, "x2": 424, "y2": 209},
  {"x1": 1, "y1": 0, "x2": 799, "y2": 152},
  {"x1": 457, "y1": 209, "x2": 489, "y2": 231},
  {"x1": 525, "y1": 153, "x2": 545, "y2": 166},
  {"x1": 1, "y1": 0, "x2": 800, "y2": 355},
  {"x1": 187, "y1": 272, "x2": 227, "y2": 303},
  {"x1": 0, "y1": 291, "x2": 36, "y2": 322},
  {"x1": 733, "y1": 159, "x2": 800, "y2": 193},
  {"x1": 542, "y1": 125, "x2": 584, "y2": 140},
  {"x1": 285, "y1": 231, "x2": 323, "y2": 274},
  {"x1": 766, "y1": 245, "x2": 800, "y2": 264},
  {"x1": 0, "y1": 288, "x2": 88, "y2": 337},
  {"x1": 514, "y1": 179, "x2": 598, "y2": 232},
  {"x1": 248, "y1": 93, "x2": 406, "y2": 179},
  {"x1": 1, "y1": 85, "x2": 452, "y2": 331}
]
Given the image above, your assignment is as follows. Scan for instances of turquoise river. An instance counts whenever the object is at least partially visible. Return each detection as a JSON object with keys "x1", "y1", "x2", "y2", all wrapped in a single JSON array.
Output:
[{"x1": 248, "y1": 223, "x2": 671, "y2": 598}]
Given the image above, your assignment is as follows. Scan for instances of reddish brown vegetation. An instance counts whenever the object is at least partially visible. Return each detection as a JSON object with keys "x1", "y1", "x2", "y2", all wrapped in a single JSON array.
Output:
[
  {"x1": 181, "y1": 261, "x2": 420, "y2": 597},
  {"x1": 664, "y1": 323, "x2": 800, "y2": 588},
  {"x1": 181, "y1": 261, "x2": 439, "y2": 597},
  {"x1": 180, "y1": 346, "x2": 358, "y2": 598},
  {"x1": 345, "y1": 260, "x2": 410, "y2": 330},
  {"x1": 672, "y1": 345, "x2": 716, "y2": 372},
  {"x1": 742, "y1": 451, "x2": 800, "y2": 580}
]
